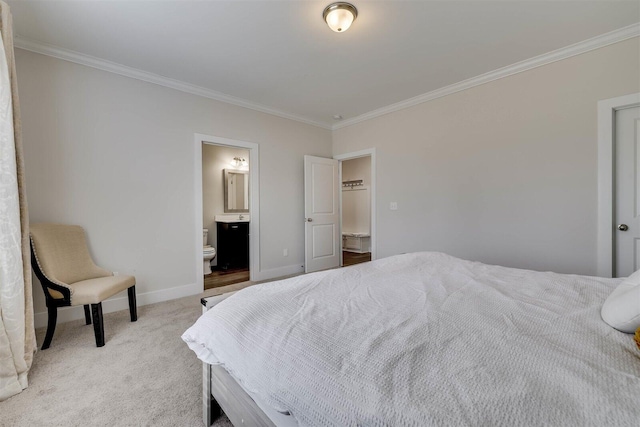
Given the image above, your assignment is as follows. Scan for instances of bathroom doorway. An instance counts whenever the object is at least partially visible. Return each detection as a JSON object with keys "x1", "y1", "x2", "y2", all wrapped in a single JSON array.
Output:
[
  {"x1": 202, "y1": 144, "x2": 250, "y2": 289},
  {"x1": 335, "y1": 149, "x2": 376, "y2": 267},
  {"x1": 194, "y1": 134, "x2": 260, "y2": 292}
]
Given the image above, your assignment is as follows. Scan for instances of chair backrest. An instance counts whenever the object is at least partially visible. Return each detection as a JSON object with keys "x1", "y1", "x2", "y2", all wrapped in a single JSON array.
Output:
[{"x1": 30, "y1": 223, "x2": 111, "y2": 285}]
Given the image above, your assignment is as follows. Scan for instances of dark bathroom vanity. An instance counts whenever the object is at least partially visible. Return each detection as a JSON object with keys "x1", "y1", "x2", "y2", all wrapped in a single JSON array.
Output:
[{"x1": 216, "y1": 221, "x2": 249, "y2": 270}]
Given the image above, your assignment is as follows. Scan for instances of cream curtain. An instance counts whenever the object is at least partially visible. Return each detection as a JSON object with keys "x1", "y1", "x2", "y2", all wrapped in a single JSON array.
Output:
[{"x1": 0, "y1": 0, "x2": 35, "y2": 401}]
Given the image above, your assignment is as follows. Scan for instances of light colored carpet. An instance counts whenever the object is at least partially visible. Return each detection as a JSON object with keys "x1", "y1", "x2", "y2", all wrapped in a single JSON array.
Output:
[{"x1": 0, "y1": 292, "x2": 240, "y2": 426}]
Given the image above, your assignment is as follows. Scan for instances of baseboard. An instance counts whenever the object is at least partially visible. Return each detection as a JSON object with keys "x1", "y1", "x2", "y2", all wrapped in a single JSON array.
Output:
[
  {"x1": 34, "y1": 282, "x2": 200, "y2": 329},
  {"x1": 254, "y1": 263, "x2": 305, "y2": 282}
]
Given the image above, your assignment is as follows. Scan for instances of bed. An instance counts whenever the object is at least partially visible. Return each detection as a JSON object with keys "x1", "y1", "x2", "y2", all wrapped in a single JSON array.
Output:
[{"x1": 182, "y1": 252, "x2": 640, "y2": 426}]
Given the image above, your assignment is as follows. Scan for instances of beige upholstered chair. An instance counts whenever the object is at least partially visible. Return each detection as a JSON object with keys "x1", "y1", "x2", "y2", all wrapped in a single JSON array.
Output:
[{"x1": 30, "y1": 223, "x2": 137, "y2": 349}]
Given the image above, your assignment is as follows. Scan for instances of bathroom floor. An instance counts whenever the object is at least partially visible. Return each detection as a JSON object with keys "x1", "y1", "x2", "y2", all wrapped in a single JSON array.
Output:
[
  {"x1": 204, "y1": 267, "x2": 250, "y2": 290},
  {"x1": 343, "y1": 251, "x2": 371, "y2": 267}
]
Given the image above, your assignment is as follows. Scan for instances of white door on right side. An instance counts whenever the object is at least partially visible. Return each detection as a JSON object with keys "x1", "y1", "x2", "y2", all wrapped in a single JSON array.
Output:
[
  {"x1": 304, "y1": 155, "x2": 340, "y2": 273},
  {"x1": 615, "y1": 105, "x2": 640, "y2": 277}
]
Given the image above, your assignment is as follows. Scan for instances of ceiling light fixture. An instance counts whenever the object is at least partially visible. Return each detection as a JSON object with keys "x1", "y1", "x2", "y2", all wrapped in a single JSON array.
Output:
[{"x1": 323, "y1": 2, "x2": 358, "y2": 33}]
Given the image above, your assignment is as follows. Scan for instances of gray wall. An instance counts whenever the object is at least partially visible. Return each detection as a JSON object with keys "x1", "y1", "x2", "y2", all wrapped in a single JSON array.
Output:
[
  {"x1": 333, "y1": 38, "x2": 640, "y2": 276},
  {"x1": 17, "y1": 49, "x2": 332, "y2": 325},
  {"x1": 342, "y1": 156, "x2": 371, "y2": 186},
  {"x1": 18, "y1": 36, "x2": 640, "y2": 327}
]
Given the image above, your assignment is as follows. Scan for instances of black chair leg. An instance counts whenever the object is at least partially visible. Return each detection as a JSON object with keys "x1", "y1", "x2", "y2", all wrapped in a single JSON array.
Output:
[
  {"x1": 91, "y1": 303, "x2": 105, "y2": 347},
  {"x1": 84, "y1": 305, "x2": 92, "y2": 325},
  {"x1": 41, "y1": 305, "x2": 58, "y2": 350},
  {"x1": 128, "y1": 286, "x2": 137, "y2": 322}
]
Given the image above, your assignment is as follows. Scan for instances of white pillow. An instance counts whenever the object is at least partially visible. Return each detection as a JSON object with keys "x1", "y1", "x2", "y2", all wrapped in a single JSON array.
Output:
[{"x1": 601, "y1": 269, "x2": 640, "y2": 333}]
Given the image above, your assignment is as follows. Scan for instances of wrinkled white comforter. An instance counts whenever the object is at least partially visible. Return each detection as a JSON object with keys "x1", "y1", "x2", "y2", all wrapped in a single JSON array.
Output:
[{"x1": 183, "y1": 252, "x2": 640, "y2": 426}]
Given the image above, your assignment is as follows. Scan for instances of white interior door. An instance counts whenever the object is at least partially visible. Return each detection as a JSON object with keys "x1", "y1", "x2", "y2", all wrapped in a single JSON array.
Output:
[
  {"x1": 615, "y1": 105, "x2": 640, "y2": 277},
  {"x1": 304, "y1": 155, "x2": 340, "y2": 273}
]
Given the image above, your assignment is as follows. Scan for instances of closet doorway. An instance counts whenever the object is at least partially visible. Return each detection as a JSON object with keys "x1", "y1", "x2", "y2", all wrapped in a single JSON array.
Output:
[
  {"x1": 194, "y1": 134, "x2": 260, "y2": 292},
  {"x1": 335, "y1": 149, "x2": 376, "y2": 267}
]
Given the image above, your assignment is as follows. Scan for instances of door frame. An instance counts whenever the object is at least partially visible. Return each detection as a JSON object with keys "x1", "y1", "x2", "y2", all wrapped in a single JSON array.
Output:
[
  {"x1": 597, "y1": 93, "x2": 640, "y2": 277},
  {"x1": 334, "y1": 148, "x2": 377, "y2": 263},
  {"x1": 194, "y1": 133, "x2": 260, "y2": 290}
]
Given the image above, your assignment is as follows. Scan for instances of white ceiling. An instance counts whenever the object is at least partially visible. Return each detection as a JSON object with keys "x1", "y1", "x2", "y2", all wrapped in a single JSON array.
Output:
[{"x1": 7, "y1": 0, "x2": 640, "y2": 128}]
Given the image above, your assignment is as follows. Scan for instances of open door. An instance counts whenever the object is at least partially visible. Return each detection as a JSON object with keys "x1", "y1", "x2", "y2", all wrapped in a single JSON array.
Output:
[{"x1": 304, "y1": 155, "x2": 340, "y2": 273}]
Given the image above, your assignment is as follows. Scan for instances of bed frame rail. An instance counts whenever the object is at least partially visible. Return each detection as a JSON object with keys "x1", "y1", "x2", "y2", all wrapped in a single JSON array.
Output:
[{"x1": 201, "y1": 293, "x2": 276, "y2": 427}]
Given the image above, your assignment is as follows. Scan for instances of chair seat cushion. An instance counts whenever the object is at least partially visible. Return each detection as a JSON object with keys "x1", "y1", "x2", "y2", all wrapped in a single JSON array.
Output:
[{"x1": 49, "y1": 275, "x2": 136, "y2": 306}]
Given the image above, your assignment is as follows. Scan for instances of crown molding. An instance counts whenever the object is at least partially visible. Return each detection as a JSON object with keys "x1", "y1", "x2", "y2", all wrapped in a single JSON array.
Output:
[
  {"x1": 333, "y1": 23, "x2": 640, "y2": 130},
  {"x1": 14, "y1": 37, "x2": 332, "y2": 130},
  {"x1": 14, "y1": 23, "x2": 639, "y2": 133}
]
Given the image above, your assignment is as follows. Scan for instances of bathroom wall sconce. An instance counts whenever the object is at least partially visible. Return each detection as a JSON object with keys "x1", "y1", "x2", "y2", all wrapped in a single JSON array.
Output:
[
  {"x1": 232, "y1": 157, "x2": 248, "y2": 168},
  {"x1": 323, "y1": 2, "x2": 358, "y2": 33}
]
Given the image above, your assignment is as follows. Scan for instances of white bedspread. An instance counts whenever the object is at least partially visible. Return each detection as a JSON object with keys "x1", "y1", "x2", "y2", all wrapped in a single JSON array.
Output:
[{"x1": 182, "y1": 252, "x2": 640, "y2": 426}]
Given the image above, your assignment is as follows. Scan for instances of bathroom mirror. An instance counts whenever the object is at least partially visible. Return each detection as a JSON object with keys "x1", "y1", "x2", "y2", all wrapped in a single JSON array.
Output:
[{"x1": 224, "y1": 169, "x2": 249, "y2": 213}]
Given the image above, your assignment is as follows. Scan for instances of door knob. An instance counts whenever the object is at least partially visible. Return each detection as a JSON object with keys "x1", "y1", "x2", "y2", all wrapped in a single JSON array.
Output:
[
  {"x1": 618, "y1": 224, "x2": 629, "y2": 231},
  {"x1": 306, "y1": 218, "x2": 312, "y2": 222}
]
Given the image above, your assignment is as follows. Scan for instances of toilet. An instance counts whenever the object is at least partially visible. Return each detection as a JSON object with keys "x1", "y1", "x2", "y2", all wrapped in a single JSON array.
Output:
[{"x1": 203, "y1": 229, "x2": 216, "y2": 275}]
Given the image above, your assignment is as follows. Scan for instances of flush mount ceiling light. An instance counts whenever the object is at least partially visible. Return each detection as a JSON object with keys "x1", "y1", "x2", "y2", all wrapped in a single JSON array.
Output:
[{"x1": 323, "y1": 2, "x2": 358, "y2": 33}]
